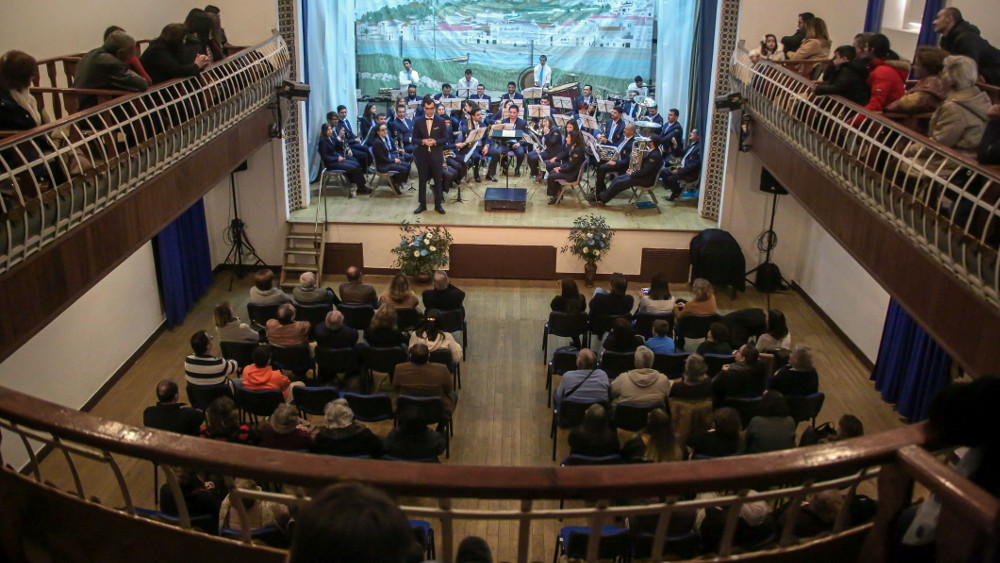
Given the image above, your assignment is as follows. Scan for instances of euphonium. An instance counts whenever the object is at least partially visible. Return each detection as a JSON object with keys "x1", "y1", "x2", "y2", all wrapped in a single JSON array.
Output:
[{"x1": 626, "y1": 136, "x2": 651, "y2": 175}]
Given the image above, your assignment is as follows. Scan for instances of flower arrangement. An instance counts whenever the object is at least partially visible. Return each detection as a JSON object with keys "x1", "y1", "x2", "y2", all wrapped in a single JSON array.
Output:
[
  {"x1": 560, "y1": 213, "x2": 615, "y2": 263},
  {"x1": 389, "y1": 221, "x2": 454, "y2": 276}
]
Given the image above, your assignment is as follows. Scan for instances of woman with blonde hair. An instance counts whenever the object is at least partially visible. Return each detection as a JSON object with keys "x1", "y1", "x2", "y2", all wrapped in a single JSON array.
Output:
[
  {"x1": 379, "y1": 273, "x2": 420, "y2": 310},
  {"x1": 620, "y1": 408, "x2": 684, "y2": 462},
  {"x1": 673, "y1": 278, "x2": 717, "y2": 319},
  {"x1": 213, "y1": 302, "x2": 259, "y2": 343},
  {"x1": 789, "y1": 17, "x2": 831, "y2": 61},
  {"x1": 218, "y1": 477, "x2": 291, "y2": 544},
  {"x1": 363, "y1": 304, "x2": 407, "y2": 347}
]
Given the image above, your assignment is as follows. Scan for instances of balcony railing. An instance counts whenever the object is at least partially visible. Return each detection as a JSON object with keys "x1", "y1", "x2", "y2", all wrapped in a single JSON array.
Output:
[
  {"x1": 0, "y1": 385, "x2": 997, "y2": 563},
  {"x1": 0, "y1": 34, "x2": 290, "y2": 276},
  {"x1": 730, "y1": 47, "x2": 999, "y2": 309}
]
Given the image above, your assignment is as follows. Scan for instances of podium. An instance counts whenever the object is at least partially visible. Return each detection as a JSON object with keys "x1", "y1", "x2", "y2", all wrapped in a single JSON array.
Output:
[{"x1": 484, "y1": 187, "x2": 527, "y2": 212}]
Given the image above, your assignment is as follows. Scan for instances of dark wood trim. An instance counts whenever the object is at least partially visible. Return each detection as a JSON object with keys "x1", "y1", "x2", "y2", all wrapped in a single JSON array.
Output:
[{"x1": 790, "y1": 281, "x2": 875, "y2": 372}]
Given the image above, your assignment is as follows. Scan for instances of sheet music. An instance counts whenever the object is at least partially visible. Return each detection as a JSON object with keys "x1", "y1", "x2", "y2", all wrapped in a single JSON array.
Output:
[
  {"x1": 522, "y1": 87, "x2": 543, "y2": 98},
  {"x1": 464, "y1": 126, "x2": 487, "y2": 144},
  {"x1": 597, "y1": 99, "x2": 616, "y2": 113},
  {"x1": 501, "y1": 129, "x2": 517, "y2": 138},
  {"x1": 553, "y1": 114, "x2": 573, "y2": 127},
  {"x1": 528, "y1": 104, "x2": 551, "y2": 118},
  {"x1": 552, "y1": 96, "x2": 573, "y2": 110},
  {"x1": 441, "y1": 97, "x2": 464, "y2": 111},
  {"x1": 475, "y1": 99, "x2": 489, "y2": 109},
  {"x1": 493, "y1": 122, "x2": 514, "y2": 130},
  {"x1": 579, "y1": 114, "x2": 599, "y2": 130}
]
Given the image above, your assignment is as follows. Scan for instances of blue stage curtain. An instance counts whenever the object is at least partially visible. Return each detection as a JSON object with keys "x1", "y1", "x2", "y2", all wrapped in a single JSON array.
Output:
[
  {"x1": 871, "y1": 299, "x2": 952, "y2": 422},
  {"x1": 153, "y1": 200, "x2": 214, "y2": 328},
  {"x1": 864, "y1": 0, "x2": 885, "y2": 32},
  {"x1": 302, "y1": 0, "x2": 358, "y2": 181},
  {"x1": 655, "y1": 0, "x2": 696, "y2": 125},
  {"x1": 917, "y1": 0, "x2": 945, "y2": 46},
  {"x1": 687, "y1": 0, "x2": 719, "y2": 141}
]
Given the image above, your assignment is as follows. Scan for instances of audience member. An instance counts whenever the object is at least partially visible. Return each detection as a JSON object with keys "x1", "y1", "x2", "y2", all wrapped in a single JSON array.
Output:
[
  {"x1": 977, "y1": 104, "x2": 1000, "y2": 165},
  {"x1": 393, "y1": 343, "x2": 456, "y2": 423},
  {"x1": 293, "y1": 271, "x2": 338, "y2": 305},
  {"x1": 749, "y1": 34, "x2": 787, "y2": 63},
  {"x1": 568, "y1": 403, "x2": 620, "y2": 457},
  {"x1": 101, "y1": 25, "x2": 152, "y2": 83},
  {"x1": 339, "y1": 266, "x2": 378, "y2": 306},
  {"x1": 260, "y1": 403, "x2": 313, "y2": 451},
  {"x1": 644, "y1": 319, "x2": 676, "y2": 355},
  {"x1": 241, "y1": 345, "x2": 295, "y2": 399},
  {"x1": 636, "y1": 271, "x2": 674, "y2": 314},
  {"x1": 199, "y1": 396, "x2": 257, "y2": 444},
  {"x1": 780, "y1": 12, "x2": 814, "y2": 55},
  {"x1": 214, "y1": 302, "x2": 259, "y2": 343},
  {"x1": 934, "y1": 7, "x2": 1000, "y2": 86},
  {"x1": 673, "y1": 278, "x2": 717, "y2": 319},
  {"x1": 611, "y1": 346, "x2": 670, "y2": 406},
  {"x1": 788, "y1": 17, "x2": 831, "y2": 61},
  {"x1": 203, "y1": 5, "x2": 230, "y2": 46},
  {"x1": 287, "y1": 482, "x2": 417, "y2": 563},
  {"x1": 815, "y1": 45, "x2": 871, "y2": 106},
  {"x1": 552, "y1": 349, "x2": 610, "y2": 410},
  {"x1": 776, "y1": 489, "x2": 845, "y2": 539},
  {"x1": 588, "y1": 272, "x2": 634, "y2": 321},
  {"x1": 142, "y1": 379, "x2": 204, "y2": 436},
  {"x1": 456, "y1": 536, "x2": 493, "y2": 563},
  {"x1": 551, "y1": 277, "x2": 587, "y2": 314},
  {"x1": 927, "y1": 55, "x2": 991, "y2": 157},
  {"x1": 620, "y1": 408, "x2": 684, "y2": 462},
  {"x1": 0, "y1": 50, "x2": 50, "y2": 131},
  {"x1": 313, "y1": 310, "x2": 359, "y2": 349},
  {"x1": 265, "y1": 304, "x2": 311, "y2": 346},
  {"x1": 602, "y1": 317, "x2": 644, "y2": 353},
  {"x1": 380, "y1": 273, "x2": 420, "y2": 310},
  {"x1": 697, "y1": 322, "x2": 733, "y2": 356},
  {"x1": 184, "y1": 330, "x2": 239, "y2": 387},
  {"x1": 745, "y1": 390, "x2": 796, "y2": 454},
  {"x1": 768, "y1": 346, "x2": 819, "y2": 396},
  {"x1": 365, "y1": 304, "x2": 407, "y2": 347},
  {"x1": 687, "y1": 407, "x2": 743, "y2": 458},
  {"x1": 857, "y1": 33, "x2": 909, "y2": 113},
  {"x1": 218, "y1": 478, "x2": 290, "y2": 543},
  {"x1": 383, "y1": 403, "x2": 447, "y2": 461},
  {"x1": 74, "y1": 31, "x2": 149, "y2": 110},
  {"x1": 422, "y1": 270, "x2": 466, "y2": 314},
  {"x1": 311, "y1": 399, "x2": 383, "y2": 458},
  {"x1": 158, "y1": 466, "x2": 222, "y2": 530},
  {"x1": 755, "y1": 309, "x2": 791, "y2": 351},
  {"x1": 183, "y1": 8, "x2": 224, "y2": 63},
  {"x1": 711, "y1": 345, "x2": 766, "y2": 407},
  {"x1": 140, "y1": 23, "x2": 209, "y2": 84},
  {"x1": 669, "y1": 354, "x2": 713, "y2": 401},
  {"x1": 836, "y1": 414, "x2": 865, "y2": 440},
  {"x1": 409, "y1": 315, "x2": 463, "y2": 361},
  {"x1": 700, "y1": 492, "x2": 775, "y2": 553},
  {"x1": 886, "y1": 46, "x2": 949, "y2": 113},
  {"x1": 249, "y1": 268, "x2": 290, "y2": 306}
]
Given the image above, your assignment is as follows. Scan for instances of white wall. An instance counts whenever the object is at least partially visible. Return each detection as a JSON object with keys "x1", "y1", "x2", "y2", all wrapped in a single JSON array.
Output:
[
  {"x1": 0, "y1": 243, "x2": 164, "y2": 470},
  {"x1": 949, "y1": 0, "x2": 1000, "y2": 47},
  {"x1": 738, "y1": 0, "x2": 867, "y2": 54}
]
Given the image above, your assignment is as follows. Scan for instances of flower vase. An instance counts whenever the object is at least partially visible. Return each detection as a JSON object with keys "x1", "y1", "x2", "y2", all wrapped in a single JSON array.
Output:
[
  {"x1": 584, "y1": 260, "x2": 597, "y2": 287},
  {"x1": 413, "y1": 271, "x2": 433, "y2": 284}
]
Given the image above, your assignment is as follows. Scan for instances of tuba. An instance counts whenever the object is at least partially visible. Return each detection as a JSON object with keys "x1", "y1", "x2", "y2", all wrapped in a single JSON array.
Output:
[{"x1": 626, "y1": 135, "x2": 652, "y2": 175}]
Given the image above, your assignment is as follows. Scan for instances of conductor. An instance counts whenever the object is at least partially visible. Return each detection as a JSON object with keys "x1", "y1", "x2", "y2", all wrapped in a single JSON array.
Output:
[{"x1": 412, "y1": 95, "x2": 448, "y2": 214}]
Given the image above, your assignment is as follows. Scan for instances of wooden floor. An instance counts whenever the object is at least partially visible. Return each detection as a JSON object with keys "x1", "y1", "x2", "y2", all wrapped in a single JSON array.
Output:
[{"x1": 35, "y1": 273, "x2": 904, "y2": 561}]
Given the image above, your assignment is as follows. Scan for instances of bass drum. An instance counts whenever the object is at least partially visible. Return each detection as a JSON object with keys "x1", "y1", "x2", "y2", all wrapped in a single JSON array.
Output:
[{"x1": 517, "y1": 67, "x2": 534, "y2": 90}]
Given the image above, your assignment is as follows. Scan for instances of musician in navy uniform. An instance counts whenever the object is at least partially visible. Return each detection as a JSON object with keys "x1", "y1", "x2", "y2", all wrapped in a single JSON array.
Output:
[
  {"x1": 574, "y1": 85, "x2": 595, "y2": 117},
  {"x1": 403, "y1": 84, "x2": 420, "y2": 104},
  {"x1": 457, "y1": 106, "x2": 487, "y2": 182},
  {"x1": 436, "y1": 102, "x2": 460, "y2": 140},
  {"x1": 433, "y1": 83, "x2": 453, "y2": 101},
  {"x1": 318, "y1": 123, "x2": 370, "y2": 197},
  {"x1": 469, "y1": 84, "x2": 490, "y2": 104},
  {"x1": 437, "y1": 104, "x2": 467, "y2": 181},
  {"x1": 661, "y1": 129, "x2": 701, "y2": 201},
  {"x1": 594, "y1": 135, "x2": 663, "y2": 206},
  {"x1": 644, "y1": 103, "x2": 664, "y2": 126},
  {"x1": 389, "y1": 105, "x2": 416, "y2": 154},
  {"x1": 594, "y1": 122, "x2": 636, "y2": 195},
  {"x1": 486, "y1": 104, "x2": 527, "y2": 181},
  {"x1": 412, "y1": 96, "x2": 448, "y2": 214},
  {"x1": 371, "y1": 123, "x2": 411, "y2": 194},
  {"x1": 597, "y1": 107, "x2": 625, "y2": 145},
  {"x1": 330, "y1": 107, "x2": 370, "y2": 171},
  {"x1": 546, "y1": 128, "x2": 586, "y2": 205},
  {"x1": 527, "y1": 116, "x2": 562, "y2": 181},
  {"x1": 622, "y1": 89, "x2": 641, "y2": 119},
  {"x1": 500, "y1": 81, "x2": 523, "y2": 103},
  {"x1": 660, "y1": 108, "x2": 684, "y2": 157}
]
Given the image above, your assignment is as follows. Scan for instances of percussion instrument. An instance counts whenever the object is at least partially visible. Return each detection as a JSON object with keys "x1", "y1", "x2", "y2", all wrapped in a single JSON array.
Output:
[{"x1": 546, "y1": 82, "x2": 580, "y2": 114}]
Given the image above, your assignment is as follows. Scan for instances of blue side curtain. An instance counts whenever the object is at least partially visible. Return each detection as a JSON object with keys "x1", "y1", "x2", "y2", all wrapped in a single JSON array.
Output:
[
  {"x1": 864, "y1": 0, "x2": 885, "y2": 33},
  {"x1": 154, "y1": 200, "x2": 214, "y2": 328},
  {"x1": 688, "y1": 0, "x2": 719, "y2": 143},
  {"x1": 655, "y1": 0, "x2": 696, "y2": 127},
  {"x1": 871, "y1": 299, "x2": 952, "y2": 422},
  {"x1": 303, "y1": 0, "x2": 358, "y2": 181},
  {"x1": 917, "y1": 0, "x2": 945, "y2": 46}
]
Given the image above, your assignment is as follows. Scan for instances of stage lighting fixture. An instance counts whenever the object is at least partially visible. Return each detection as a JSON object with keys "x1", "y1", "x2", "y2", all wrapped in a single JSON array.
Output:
[
  {"x1": 714, "y1": 92, "x2": 745, "y2": 112},
  {"x1": 278, "y1": 80, "x2": 311, "y2": 101}
]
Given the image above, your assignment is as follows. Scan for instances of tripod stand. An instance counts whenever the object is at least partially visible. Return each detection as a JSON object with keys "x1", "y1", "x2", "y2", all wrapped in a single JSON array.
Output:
[
  {"x1": 223, "y1": 171, "x2": 265, "y2": 290},
  {"x1": 745, "y1": 191, "x2": 788, "y2": 308}
]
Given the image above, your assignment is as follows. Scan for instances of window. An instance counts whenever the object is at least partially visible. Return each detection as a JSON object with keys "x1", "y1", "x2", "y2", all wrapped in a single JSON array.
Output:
[{"x1": 883, "y1": 0, "x2": 927, "y2": 34}]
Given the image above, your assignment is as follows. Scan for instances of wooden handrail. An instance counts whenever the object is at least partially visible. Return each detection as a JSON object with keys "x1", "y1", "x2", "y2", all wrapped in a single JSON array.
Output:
[{"x1": 897, "y1": 445, "x2": 1000, "y2": 532}]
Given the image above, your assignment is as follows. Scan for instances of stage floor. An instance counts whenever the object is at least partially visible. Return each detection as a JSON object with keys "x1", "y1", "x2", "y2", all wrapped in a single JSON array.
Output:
[{"x1": 291, "y1": 173, "x2": 716, "y2": 231}]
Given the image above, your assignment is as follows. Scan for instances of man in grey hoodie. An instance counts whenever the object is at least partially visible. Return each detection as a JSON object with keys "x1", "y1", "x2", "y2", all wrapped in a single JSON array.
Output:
[{"x1": 610, "y1": 346, "x2": 671, "y2": 406}]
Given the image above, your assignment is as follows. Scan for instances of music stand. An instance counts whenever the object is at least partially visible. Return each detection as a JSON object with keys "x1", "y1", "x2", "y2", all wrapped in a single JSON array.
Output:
[
  {"x1": 528, "y1": 105, "x2": 551, "y2": 120},
  {"x1": 389, "y1": 89, "x2": 403, "y2": 100},
  {"x1": 553, "y1": 114, "x2": 573, "y2": 128},
  {"x1": 442, "y1": 97, "x2": 464, "y2": 115},
  {"x1": 552, "y1": 96, "x2": 573, "y2": 113},
  {"x1": 578, "y1": 114, "x2": 599, "y2": 132},
  {"x1": 522, "y1": 87, "x2": 543, "y2": 99},
  {"x1": 490, "y1": 126, "x2": 524, "y2": 191},
  {"x1": 597, "y1": 99, "x2": 616, "y2": 114},
  {"x1": 475, "y1": 99, "x2": 489, "y2": 110}
]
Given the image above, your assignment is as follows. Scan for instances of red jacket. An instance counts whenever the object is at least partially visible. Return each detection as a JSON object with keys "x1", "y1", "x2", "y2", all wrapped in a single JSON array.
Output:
[{"x1": 865, "y1": 59, "x2": 907, "y2": 113}]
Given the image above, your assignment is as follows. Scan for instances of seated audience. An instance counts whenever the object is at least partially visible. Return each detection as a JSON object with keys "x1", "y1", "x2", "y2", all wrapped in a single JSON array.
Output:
[
  {"x1": 686, "y1": 407, "x2": 743, "y2": 458},
  {"x1": 697, "y1": 322, "x2": 733, "y2": 355},
  {"x1": 636, "y1": 271, "x2": 674, "y2": 314},
  {"x1": 611, "y1": 346, "x2": 670, "y2": 406},
  {"x1": 815, "y1": 45, "x2": 871, "y2": 106},
  {"x1": 293, "y1": 271, "x2": 338, "y2": 305},
  {"x1": 886, "y1": 46, "x2": 949, "y2": 113},
  {"x1": 184, "y1": 330, "x2": 239, "y2": 387},
  {"x1": 365, "y1": 304, "x2": 407, "y2": 347},
  {"x1": 183, "y1": 8, "x2": 225, "y2": 63},
  {"x1": 199, "y1": 396, "x2": 257, "y2": 444},
  {"x1": 249, "y1": 268, "x2": 290, "y2": 306},
  {"x1": 142, "y1": 379, "x2": 204, "y2": 436},
  {"x1": 313, "y1": 310, "x2": 359, "y2": 349},
  {"x1": 311, "y1": 399, "x2": 383, "y2": 458},
  {"x1": 383, "y1": 403, "x2": 447, "y2": 461},
  {"x1": 456, "y1": 536, "x2": 493, "y2": 563},
  {"x1": 857, "y1": 33, "x2": 909, "y2": 113},
  {"x1": 339, "y1": 266, "x2": 378, "y2": 306},
  {"x1": 620, "y1": 408, "x2": 684, "y2": 462},
  {"x1": 550, "y1": 277, "x2": 587, "y2": 315},
  {"x1": 568, "y1": 403, "x2": 620, "y2": 457},
  {"x1": 380, "y1": 273, "x2": 420, "y2": 310},
  {"x1": 158, "y1": 466, "x2": 222, "y2": 530},
  {"x1": 673, "y1": 278, "x2": 717, "y2": 319},
  {"x1": 552, "y1": 349, "x2": 610, "y2": 410},
  {"x1": 74, "y1": 31, "x2": 149, "y2": 110},
  {"x1": 589, "y1": 272, "x2": 634, "y2": 321},
  {"x1": 776, "y1": 489, "x2": 845, "y2": 539},
  {"x1": 755, "y1": 309, "x2": 791, "y2": 351},
  {"x1": 214, "y1": 302, "x2": 259, "y2": 343},
  {"x1": 979, "y1": 103, "x2": 1000, "y2": 165},
  {"x1": 768, "y1": 346, "x2": 819, "y2": 396},
  {"x1": 139, "y1": 23, "x2": 209, "y2": 84},
  {"x1": 669, "y1": 354, "x2": 713, "y2": 401},
  {"x1": 265, "y1": 304, "x2": 311, "y2": 346},
  {"x1": 422, "y1": 270, "x2": 466, "y2": 314},
  {"x1": 780, "y1": 12, "x2": 814, "y2": 55},
  {"x1": 700, "y1": 493, "x2": 776, "y2": 553},
  {"x1": 934, "y1": 7, "x2": 1000, "y2": 86},
  {"x1": 836, "y1": 414, "x2": 865, "y2": 440},
  {"x1": 787, "y1": 17, "x2": 831, "y2": 62},
  {"x1": 644, "y1": 319, "x2": 676, "y2": 355},
  {"x1": 745, "y1": 390, "x2": 796, "y2": 454},
  {"x1": 928, "y1": 55, "x2": 991, "y2": 157},
  {"x1": 241, "y1": 345, "x2": 295, "y2": 399},
  {"x1": 287, "y1": 482, "x2": 418, "y2": 563},
  {"x1": 749, "y1": 34, "x2": 787, "y2": 63},
  {"x1": 393, "y1": 343, "x2": 456, "y2": 423},
  {"x1": 0, "y1": 50, "x2": 50, "y2": 131},
  {"x1": 218, "y1": 478, "x2": 290, "y2": 543},
  {"x1": 100, "y1": 25, "x2": 152, "y2": 83},
  {"x1": 712, "y1": 345, "x2": 767, "y2": 407},
  {"x1": 602, "y1": 317, "x2": 644, "y2": 353},
  {"x1": 260, "y1": 403, "x2": 313, "y2": 451},
  {"x1": 409, "y1": 315, "x2": 463, "y2": 361}
]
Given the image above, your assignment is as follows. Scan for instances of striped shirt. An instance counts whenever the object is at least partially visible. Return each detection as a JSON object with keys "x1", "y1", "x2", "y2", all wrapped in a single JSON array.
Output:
[{"x1": 184, "y1": 354, "x2": 238, "y2": 386}]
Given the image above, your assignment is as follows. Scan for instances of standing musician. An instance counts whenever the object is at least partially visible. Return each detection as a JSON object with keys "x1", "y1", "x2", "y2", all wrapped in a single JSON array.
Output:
[
  {"x1": 575, "y1": 85, "x2": 595, "y2": 116},
  {"x1": 594, "y1": 134, "x2": 663, "y2": 206},
  {"x1": 486, "y1": 103, "x2": 527, "y2": 181},
  {"x1": 389, "y1": 105, "x2": 416, "y2": 154},
  {"x1": 546, "y1": 127, "x2": 585, "y2": 205},
  {"x1": 399, "y1": 58, "x2": 419, "y2": 87},
  {"x1": 457, "y1": 106, "x2": 487, "y2": 182},
  {"x1": 661, "y1": 108, "x2": 684, "y2": 156},
  {"x1": 318, "y1": 123, "x2": 370, "y2": 197},
  {"x1": 412, "y1": 95, "x2": 447, "y2": 215},
  {"x1": 527, "y1": 116, "x2": 562, "y2": 182},
  {"x1": 500, "y1": 81, "x2": 523, "y2": 103},
  {"x1": 371, "y1": 123, "x2": 411, "y2": 195},
  {"x1": 533, "y1": 54, "x2": 552, "y2": 89},
  {"x1": 457, "y1": 69, "x2": 479, "y2": 99},
  {"x1": 594, "y1": 122, "x2": 636, "y2": 195},
  {"x1": 331, "y1": 106, "x2": 370, "y2": 171},
  {"x1": 597, "y1": 107, "x2": 626, "y2": 146}
]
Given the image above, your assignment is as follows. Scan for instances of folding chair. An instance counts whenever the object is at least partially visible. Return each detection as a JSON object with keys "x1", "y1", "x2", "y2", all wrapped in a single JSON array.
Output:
[
  {"x1": 542, "y1": 311, "x2": 588, "y2": 364},
  {"x1": 555, "y1": 159, "x2": 589, "y2": 205}
]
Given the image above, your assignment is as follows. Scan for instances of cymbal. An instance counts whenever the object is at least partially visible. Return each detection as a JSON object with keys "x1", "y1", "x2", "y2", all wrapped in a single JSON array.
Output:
[{"x1": 634, "y1": 121, "x2": 662, "y2": 129}]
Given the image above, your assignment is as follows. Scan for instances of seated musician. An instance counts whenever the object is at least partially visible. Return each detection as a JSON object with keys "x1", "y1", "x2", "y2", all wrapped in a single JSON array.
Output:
[
  {"x1": 622, "y1": 89, "x2": 641, "y2": 120},
  {"x1": 546, "y1": 128, "x2": 586, "y2": 205},
  {"x1": 545, "y1": 120, "x2": 579, "y2": 174},
  {"x1": 486, "y1": 103, "x2": 527, "y2": 181},
  {"x1": 403, "y1": 84, "x2": 420, "y2": 104},
  {"x1": 318, "y1": 123, "x2": 370, "y2": 197},
  {"x1": 661, "y1": 130, "x2": 701, "y2": 201},
  {"x1": 594, "y1": 134, "x2": 662, "y2": 206},
  {"x1": 574, "y1": 85, "x2": 596, "y2": 117},
  {"x1": 597, "y1": 107, "x2": 626, "y2": 146},
  {"x1": 594, "y1": 122, "x2": 636, "y2": 196},
  {"x1": 436, "y1": 102, "x2": 460, "y2": 138},
  {"x1": 527, "y1": 116, "x2": 562, "y2": 182},
  {"x1": 327, "y1": 113, "x2": 371, "y2": 172},
  {"x1": 457, "y1": 106, "x2": 487, "y2": 182},
  {"x1": 500, "y1": 81, "x2": 523, "y2": 103},
  {"x1": 433, "y1": 83, "x2": 453, "y2": 101},
  {"x1": 371, "y1": 123, "x2": 411, "y2": 194},
  {"x1": 388, "y1": 105, "x2": 416, "y2": 154},
  {"x1": 644, "y1": 102, "x2": 664, "y2": 126},
  {"x1": 332, "y1": 106, "x2": 370, "y2": 171},
  {"x1": 437, "y1": 104, "x2": 467, "y2": 182},
  {"x1": 469, "y1": 84, "x2": 490, "y2": 103}
]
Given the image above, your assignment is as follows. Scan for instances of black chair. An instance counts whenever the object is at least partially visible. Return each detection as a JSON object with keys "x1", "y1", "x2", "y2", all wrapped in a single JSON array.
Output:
[
  {"x1": 292, "y1": 301, "x2": 333, "y2": 340},
  {"x1": 410, "y1": 520, "x2": 436, "y2": 560},
  {"x1": 551, "y1": 399, "x2": 608, "y2": 460},
  {"x1": 342, "y1": 392, "x2": 395, "y2": 423},
  {"x1": 219, "y1": 340, "x2": 258, "y2": 371},
  {"x1": 133, "y1": 506, "x2": 216, "y2": 535},
  {"x1": 787, "y1": 392, "x2": 826, "y2": 426},
  {"x1": 719, "y1": 395, "x2": 765, "y2": 428},
  {"x1": 560, "y1": 454, "x2": 624, "y2": 466},
  {"x1": 613, "y1": 401, "x2": 664, "y2": 433},
  {"x1": 632, "y1": 530, "x2": 703, "y2": 560},
  {"x1": 234, "y1": 386, "x2": 284, "y2": 426},
  {"x1": 429, "y1": 348, "x2": 461, "y2": 389},
  {"x1": 314, "y1": 346, "x2": 360, "y2": 385},
  {"x1": 600, "y1": 350, "x2": 636, "y2": 379},
  {"x1": 246, "y1": 303, "x2": 281, "y2": 330},
  {"x1": 546, "y1": 347, "x2": 580, "y2": 407},
  {"x1": 291, "y1": 386, "x2": 340, "y2": 418},
  {"x1": 542, "y1": 311, "x2": 589, "y2": 364},
  {"x1": 269, "y1": 343, "x2": 314, "y2": 379},
  {"x1": 337, "y1": 303, "x2": 375, "y2": 331},
  {"x1": 361, "y1": 345, "x2": 408, "y2": 392},
  {"x1": 185, "y1": 382, "x2": 232, "y2": 411},
  {"x1": 434, "y1": 308, "x2": 468, "y2": 358},
  {"x1": 673, "y1": 313, "x2": 723, "y2": 351},
  {"x1": 219, "y1": 525, "x2": 288, "y2": 548},
  {"x1": 396, "y1": 395, "x2": 451, "y2": 458},
  {"x1": 652, "y1": 352, "x2": 690, "y2": 379},
  {"x1": 396, "y1": 307, "x2": 423, "y2": 332},
  {"x1": 634, "y1": 311, "x2": 674, "y2": 339},
  {"x1": 552, "y1": 525, "x2": 630, "y2": 563},
  {"x1": 703, "y1": 353, "x2": 736, "y2": 377},
  {"x1": 588, "y1": 314, "x2": 626, "y2": 343}
]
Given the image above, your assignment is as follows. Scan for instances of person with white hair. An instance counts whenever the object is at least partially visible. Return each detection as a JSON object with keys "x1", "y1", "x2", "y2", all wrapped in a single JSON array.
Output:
[
  {"x1": 260, "y1": 403, "x2": 313, "y2": 451},
  {"x1": 313, "y1": 310, "x2": 359, "y2": 350},
  {"x1": 928, "y1": 55, "x2": 991, "y2": 155},
  {"x1": 310, "y1": 399, "x2": 383, "y2": 458},
  {"x1": 610, "y1": 346, "x2": 671, "y2": 406},
  {"x1": 292, "y1": 271, "x2": 338, "y2": 305},
  {"x1": 421, "y1": 270, "x2": 466, "y2": 315}
]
